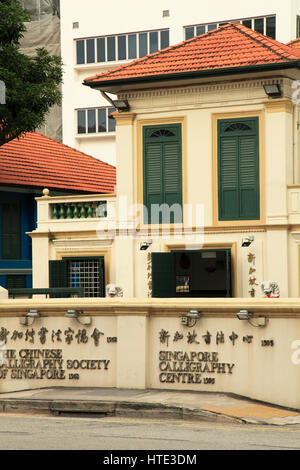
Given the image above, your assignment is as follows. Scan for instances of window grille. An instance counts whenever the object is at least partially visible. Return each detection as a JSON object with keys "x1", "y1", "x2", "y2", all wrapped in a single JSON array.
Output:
[{"x1": 68, "y1": 259, "x2": 101, "y2": 297}]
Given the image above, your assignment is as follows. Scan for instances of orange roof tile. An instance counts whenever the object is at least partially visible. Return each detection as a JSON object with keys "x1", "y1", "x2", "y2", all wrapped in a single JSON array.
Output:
[
  {"x1": 286, "y1": 37, "x2": 300, "y2": 49},
  {"x1": 84, "y1": 23, "x2": 300, "y2": 86},
  {"x1": 0, "y1": 132, "x2": 116, "y2": 193}
]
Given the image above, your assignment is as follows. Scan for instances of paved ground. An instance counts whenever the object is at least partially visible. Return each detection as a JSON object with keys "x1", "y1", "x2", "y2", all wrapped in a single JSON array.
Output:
[{"x1": 0, "y1": 387, "x2": 299, "y2": 426}]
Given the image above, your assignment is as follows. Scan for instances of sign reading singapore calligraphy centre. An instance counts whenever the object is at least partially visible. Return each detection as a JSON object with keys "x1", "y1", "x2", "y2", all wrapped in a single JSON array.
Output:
[{"x1": 159, "y1": 350, "x2": 235, "y2": 385}]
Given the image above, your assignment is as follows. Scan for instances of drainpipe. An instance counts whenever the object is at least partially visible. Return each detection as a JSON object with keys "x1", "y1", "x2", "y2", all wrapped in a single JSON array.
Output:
[
  {"x1": 293, "y1": 103, "x2": 299, "y2": 184},
  {"x1": 100, "y1": 90, "x2": 116, "y2": 107}
]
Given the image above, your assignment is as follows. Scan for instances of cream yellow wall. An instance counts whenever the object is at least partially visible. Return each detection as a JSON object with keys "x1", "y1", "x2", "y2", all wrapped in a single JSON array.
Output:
[
  {"x1": 113, "y1": 77, "x2": 298, "y2": 298},
  {"x1": 1, "y1": 297, "x2": 300, "y2": 409}
]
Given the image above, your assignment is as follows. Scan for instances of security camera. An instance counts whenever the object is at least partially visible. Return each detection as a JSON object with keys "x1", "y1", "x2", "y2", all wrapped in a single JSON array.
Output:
[{"x1": 242, "y1": 235, "x2": 254, "y2": 247}]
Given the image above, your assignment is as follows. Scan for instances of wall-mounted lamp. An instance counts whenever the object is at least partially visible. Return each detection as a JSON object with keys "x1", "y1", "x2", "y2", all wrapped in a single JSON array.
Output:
[
  {"x1": 112, "y1": 99, "x2": 130, "y2": 112},
  {"x1": 237, "y1": 310, "x2": 253, "y2": 320},
  {"x1": 237, "y1": 310, "x2": 267, "y2": 327},
  {"x1": 263, "y1": 83, "x2": 282, "y2": 98},
  {"x1": 140, "y1": 239, "x2": 152, "y2": 251},
  {"x1": 20, "y1": 309, "x2": 40, "y2": 325},
  {"x1": 65, "y1": 310, "x2": 91, "y2": 325},
  {"x1": 242, "y1": 235, "x2": 254, "y2": 247},
  {"x1": 181, "y1": 310, "x2": 201, "y2": 327}
]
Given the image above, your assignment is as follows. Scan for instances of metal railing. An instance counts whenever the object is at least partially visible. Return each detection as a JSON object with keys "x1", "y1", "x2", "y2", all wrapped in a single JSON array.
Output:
[
  {"x1": 8, "y1": 287, "x2": 84, "y2": 299},
  {"x1": 51, "y1": 201, "x2": 107, "y2": 219}
]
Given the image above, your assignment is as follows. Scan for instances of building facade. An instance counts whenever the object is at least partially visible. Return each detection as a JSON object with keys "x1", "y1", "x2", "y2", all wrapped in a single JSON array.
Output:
[
  {"x1": 60, "y1": 0, "x2": 300, "y2": 166},
  {"x1": 0, "y1": 132, "x2": 115, "y2": 294},
  {"x1": 30, "y1": 23, "x2": 300, "y2": 300}
]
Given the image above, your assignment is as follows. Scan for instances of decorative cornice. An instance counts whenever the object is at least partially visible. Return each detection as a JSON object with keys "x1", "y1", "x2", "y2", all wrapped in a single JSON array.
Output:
[
  {"x1": 52, "y1": 238, "x2": 114, "y2": 250},
  {"x1": 119, "y1": 77, "x2": 292, "y2": 101},
  {"x1": 114, "y1": 112, "x2": 136, "y2": 126},
  {"x1": 264, "y1": 98, "x2": 294, "y2": 114}
]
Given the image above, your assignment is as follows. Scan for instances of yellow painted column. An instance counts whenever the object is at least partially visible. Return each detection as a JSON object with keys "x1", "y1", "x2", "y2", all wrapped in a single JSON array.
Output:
[
  {"x1": 116, "y1": 314, "x2": 149, "y2": 389},
  {"x1": 264, "y1": 100, "x2": 294, "y2": 296},
  {"x1": 114, "y1": 112, "x2": 136, "y2": 297}
]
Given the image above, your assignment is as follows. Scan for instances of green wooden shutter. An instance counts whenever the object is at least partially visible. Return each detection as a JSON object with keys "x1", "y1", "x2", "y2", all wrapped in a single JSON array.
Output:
[
  {"x1": 219, "y1": 136, "x2": 239, "y2": 219},
  {"x1": 163, "y1": 140, "x2": 182, "y2": 223},
  {"x1": 98, "y1": 257, "x2": 105, "y2": 297},
  {"x1": 152, "y1": 252, "x2": 175, "y2": 297},
  {"x1": 144, "y1": 141, "x2": 163, "y2": 223},
  {"x1": 239, "y1": 134, "x2": 259, "y2": 219},
  {"x1": 218, "y1": 118, "x2": 259, "y2": 220},
  {"x1": 49, "y1": 260, "x2": 68, "y2": 288},
  {"x1": 1, "y1": 201, "x2": 21, "y2": 259},
  {"x1": 143, "y1": 125, "x2": 182, "y2": 224}
]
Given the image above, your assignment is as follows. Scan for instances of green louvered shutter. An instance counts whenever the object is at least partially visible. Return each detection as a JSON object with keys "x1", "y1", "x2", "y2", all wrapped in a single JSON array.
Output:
[
  {"x1": 239, "y1": 133, "x2": 259, "y2": 219},
  {"x1": 98, "y1": 257, "x2": 105, "y2": 297},
  {"x1": 143, "y1": 125, "x2": 182, "y2": 224},
  {"x1": 218, "y1": 118, "x2": 259, "y2": 220},
  {"x1": 49, "y1": 259, "x2": 68, "y2": 288},
  {"x1": 144, "y1": 141, "x2": 162, "y2": 223},
  {"x1": 163, "y1": 140, "x2": 182, "y2": 223},
  {"x1": 152, "y1": 252, "x2": 175, "y2": 297}
]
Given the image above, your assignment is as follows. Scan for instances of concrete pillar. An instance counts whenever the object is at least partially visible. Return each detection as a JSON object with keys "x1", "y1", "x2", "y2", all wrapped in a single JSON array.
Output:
[
  {"x1": 264, "y1": 99, "x2": 294, "y2": 224},
  {"x1": 114, "y1": 112, "x2": 136, "y2": 297},
  {"x1": 116, "y1": 315, "x2": 149, "y2": 389},
  {"x1": 31, "y1": 234, "x2": 50, "y2": 288}
]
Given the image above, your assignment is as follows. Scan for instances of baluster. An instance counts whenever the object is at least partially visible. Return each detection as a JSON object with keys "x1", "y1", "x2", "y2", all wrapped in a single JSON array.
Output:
[
  {"x1": 73, "y1": 203, "x2": 79, "y2": 218},
  {"x1": 80, "y1": 203, "x2": 86, "y2": 218},
  {"x1": 87, "y1": 202, "x2": 93, "y2": 218},
  {"x1": 52, "y1": 204, "x2": 58, "y2": 219},
  {"x1": 59, "y1": 204, "x2": 65, "y2": 219},
  {"x1": 66, "y1": 203, "x2": 72, "y2": 219}
]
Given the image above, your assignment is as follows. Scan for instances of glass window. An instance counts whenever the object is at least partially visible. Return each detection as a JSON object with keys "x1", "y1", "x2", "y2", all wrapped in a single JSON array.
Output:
[
  {"x1": 76, "y1": 40, "x2": 85, "y2": 64},
  {"x1": 86, "y1": 39, "x2": 95, "y2": 63},
  {"x1": 207, "y1": 23, "x2": 217, "y2": 31},
  {"x1": 107, "y1": 36, "x2": 116, "y2": 61},
  {"x1": 98, "y1": 108, "x2": 107, "y2": 132},
  {"x1": 118, "y1": 35, "x2": 127, "y2": 60},
  {"x1": 160, "y1": 30, "x2": 169, "y2": 49},
  {"x1": 128, "y1": 34, "x2": 137, "y2": 59},
  {"x1": 97, "y1": 37, "x2": 106, "y2": 62},
  {"x1": 185, "y1": 27, "x2": 194, "y2": 40},
  {"x1": 77, "y1": 110, "x2": 86, "y2": 134},
  {"x1": 266, "y1": 16, "x2": 276, "y2": 39},
  {"x1": 254, "y1": 18, "x2": 264, "y2": 34},
  {"x1": 297, "y1": 16, "x2": 300, "y2": 38},
  {"x1": 150, "y1": 31, "x2": 158, "y2": 53},
  {"x1": 242, "y1": 19, "x2": 252, "y2": 28},
  {"x1": 196, "y1": 25, "x2": 206, "y2": 35},
  {"x1": 139, "y1": 32, "x2": 148, "y2": 57},
  {"x1": 108, "y1": 107, "x2": 116, "y2": 132},
  {"x1": 87, "y1": 109, "x2": 96, "y2": 133}
]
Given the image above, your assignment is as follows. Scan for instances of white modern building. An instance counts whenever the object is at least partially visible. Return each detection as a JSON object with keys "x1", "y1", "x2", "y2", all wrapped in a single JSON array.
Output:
[{"x1": 60, "y1": 0, "x2": 300, "y2": 166}]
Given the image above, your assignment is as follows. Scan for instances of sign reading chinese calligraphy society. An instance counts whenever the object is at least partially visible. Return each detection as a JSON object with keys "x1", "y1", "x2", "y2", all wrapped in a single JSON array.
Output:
[
  {"x1": 0, "y1": 320, "x2": 117, "y2": 387},
  {"x1": 158, "y1": 328, "x2": 236, "y2": 386}
]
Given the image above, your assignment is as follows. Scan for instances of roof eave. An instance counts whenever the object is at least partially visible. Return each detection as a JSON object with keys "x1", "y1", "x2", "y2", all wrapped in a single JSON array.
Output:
[{"x1": 83, "y1": 61, "x2": 300, "y2": 90}]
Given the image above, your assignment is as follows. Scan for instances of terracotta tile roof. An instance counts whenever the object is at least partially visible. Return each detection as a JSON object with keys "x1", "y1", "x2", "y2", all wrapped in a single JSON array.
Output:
[
  {"x1": 0, "y1": 132, "x2": 116, "y2": 193},
  {"x1": 286, "y1": 37, "x2": 300, "y2": 49},
  {"x1": 84, "y1": 23, "x2": 300, "y2": 86}
]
